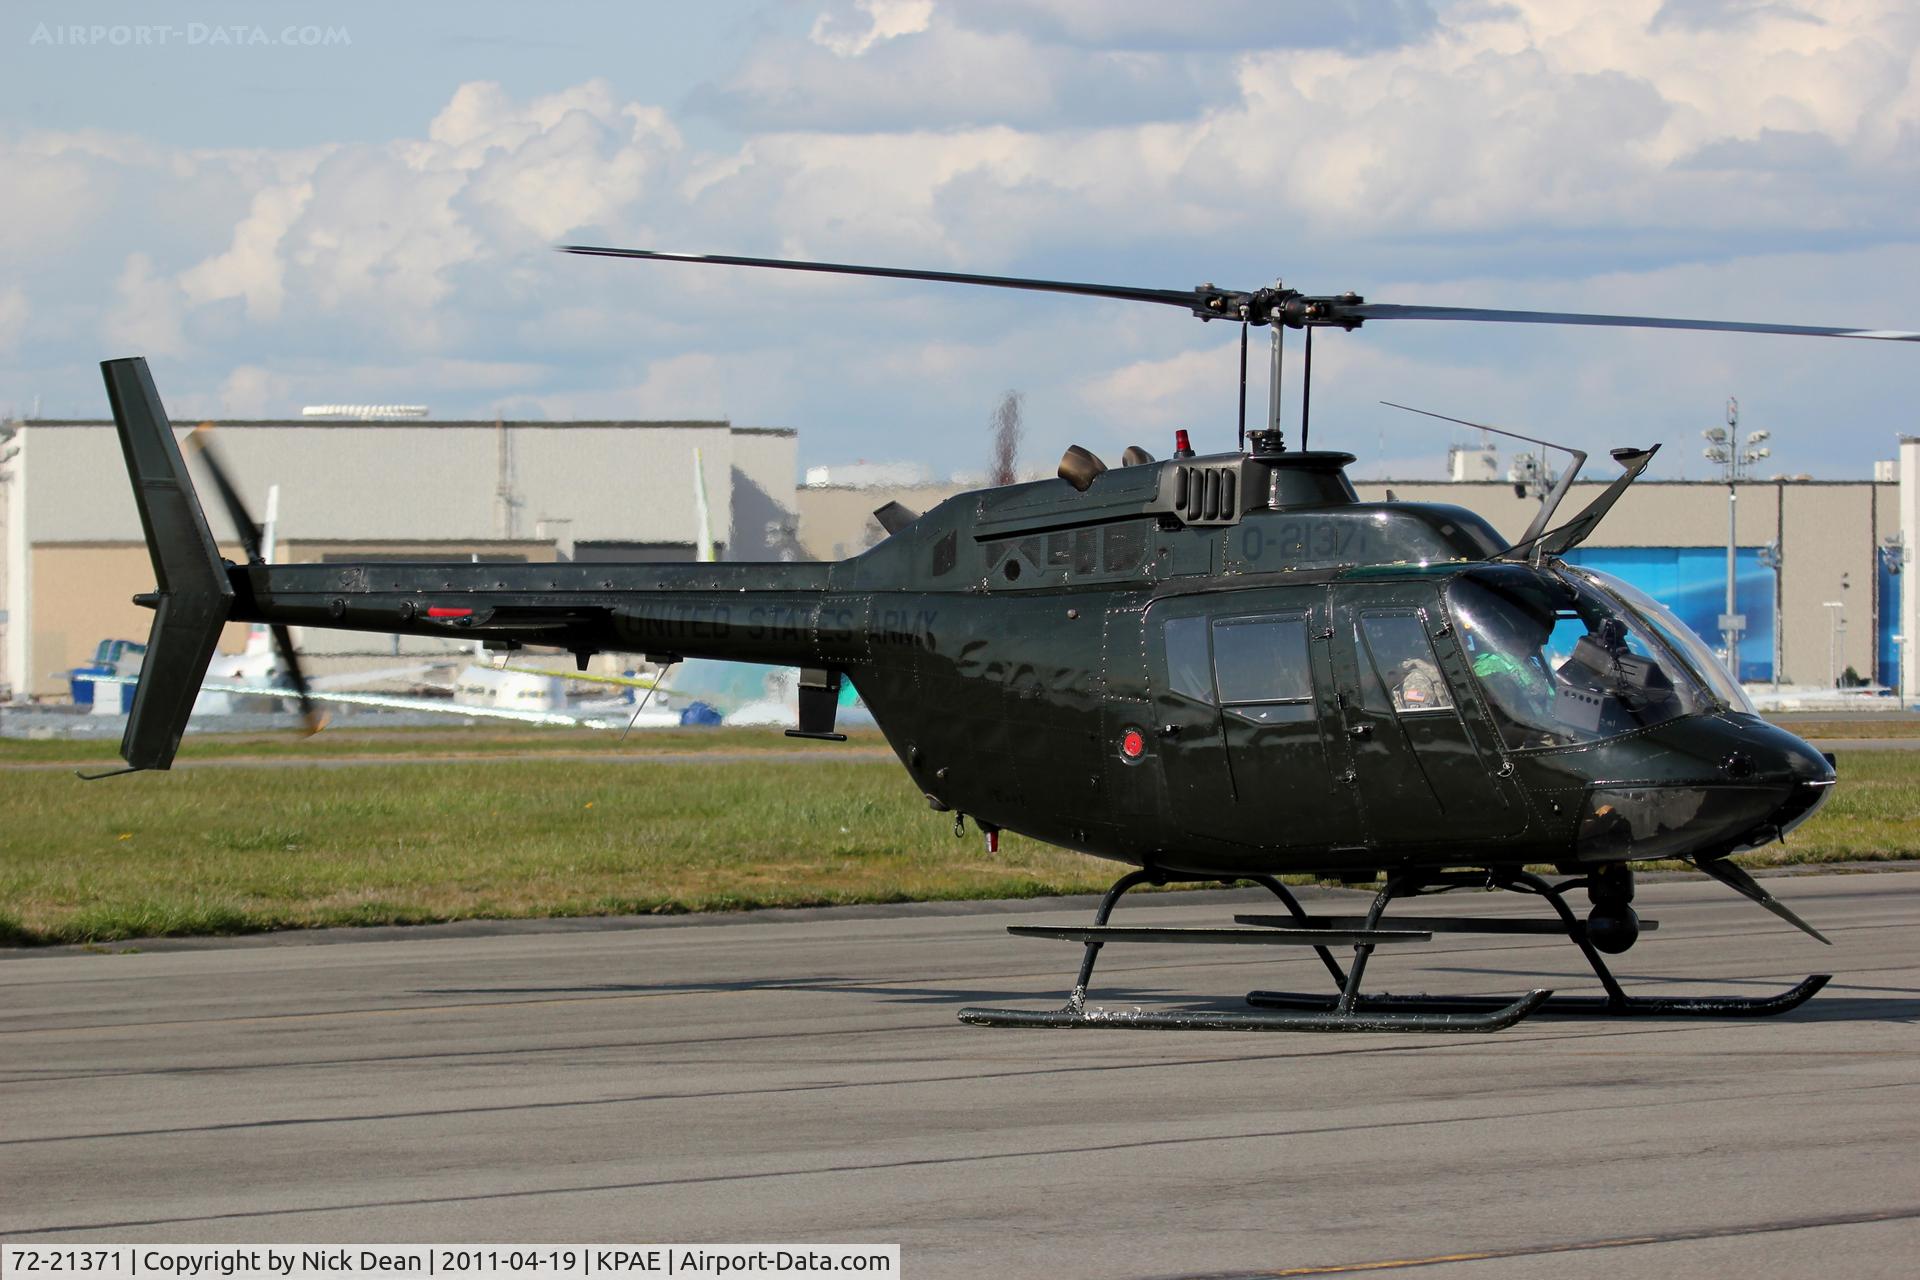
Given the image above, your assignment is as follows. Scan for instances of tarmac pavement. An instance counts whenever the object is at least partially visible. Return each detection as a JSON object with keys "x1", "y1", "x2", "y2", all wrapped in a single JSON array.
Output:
[{"x1": 3, "y1": 870, "x2": 1917, "y2": 1278}]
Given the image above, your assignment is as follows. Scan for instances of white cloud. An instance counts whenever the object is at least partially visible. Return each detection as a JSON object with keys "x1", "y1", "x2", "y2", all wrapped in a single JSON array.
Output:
[
  {"x1": 102, "y1": 252, "x2": 187, "y2": 358},
  {"x1": 1078, "y1": 347, "x2": 1233, "y2": 430},
  {"x1": 962, "y1": 0, "x2": 1441, "y2": 52},
  {"x1": 811, "y1": 0, "x2": 935, "y2": 57},
  {"x1": 217, "y1": 364, "x2": 291, "y2": 418},
  {"x1": 0, "y1": 286, "x2": 26, "y2": 354},
  {"x1": 180, "y1": 179, "x2": 314, "y2": 320},
  {"x1": 7, "y1": 5, "x2": 1920, "y2": 478}
]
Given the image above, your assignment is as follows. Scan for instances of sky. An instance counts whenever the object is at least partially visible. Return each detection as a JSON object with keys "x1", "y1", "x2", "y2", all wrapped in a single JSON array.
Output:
[{"x1": 4, "y1": 0, "x2": 1918, "y2": 481}]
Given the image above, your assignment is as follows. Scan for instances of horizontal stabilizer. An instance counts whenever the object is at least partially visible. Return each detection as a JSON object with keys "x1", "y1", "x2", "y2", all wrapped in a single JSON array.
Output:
[{"x1": 785, "y1": 667, "x2": 847, "y2": 742}]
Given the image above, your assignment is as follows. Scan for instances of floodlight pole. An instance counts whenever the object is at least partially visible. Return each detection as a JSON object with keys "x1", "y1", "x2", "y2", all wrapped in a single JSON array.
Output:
[
  {"x1": 1725, "y1": 468, "x2": 1739, "y2": 667},
  {"x1": 1703, "y1": 397, "x2": 1772, "y2": 681},
  {"x1": 1824, "y1": 601, "x2": 1846, "y2": 689}
]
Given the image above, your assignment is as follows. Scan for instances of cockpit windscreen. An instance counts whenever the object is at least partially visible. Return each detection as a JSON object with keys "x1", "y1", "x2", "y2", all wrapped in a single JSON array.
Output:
[
  {"x1": 1563, "y1": 565, "x2": 1758, "y2": 714},
  {"x1": 1447, "y1": 566, "x2": 1712, "y2": 749}
]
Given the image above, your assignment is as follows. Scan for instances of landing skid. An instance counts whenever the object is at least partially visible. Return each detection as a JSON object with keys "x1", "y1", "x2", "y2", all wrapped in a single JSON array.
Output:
[
  {"x1": 958, "y1": 866, "x2": 1829, "y2": 1033},
  {"x1": 1245, "y1": 975, "x2": 1830, "y2": 1019},
  {"x1": 959, "y1": 867, "x2": 1550, "y2": 1033},
  {"x1": 960, "y1": 991, "x2": 1549, "y2": 1033}
]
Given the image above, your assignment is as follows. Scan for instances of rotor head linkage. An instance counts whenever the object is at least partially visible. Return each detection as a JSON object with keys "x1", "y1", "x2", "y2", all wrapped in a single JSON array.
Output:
[{"x1": 1192, "y1": 284, "x2": 1367, "y2": 330}]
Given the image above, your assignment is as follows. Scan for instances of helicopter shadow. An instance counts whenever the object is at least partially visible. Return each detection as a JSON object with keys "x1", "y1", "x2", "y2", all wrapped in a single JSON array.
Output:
[{"x1": 412, "y1": 975, "x2": 1154, "y2": 1008}]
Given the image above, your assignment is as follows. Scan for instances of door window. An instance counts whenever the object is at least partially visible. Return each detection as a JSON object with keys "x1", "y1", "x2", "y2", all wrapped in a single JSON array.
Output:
[
  {"x1": 1164, "y1": 615, "x2": 1213, "y2": 702},
  {"x1": 1359, "y1": 613, "x2": 1454, "y2": 714},
  {"x1": 1212, "y1": 615, "x2": 1312, "y2": 704}
]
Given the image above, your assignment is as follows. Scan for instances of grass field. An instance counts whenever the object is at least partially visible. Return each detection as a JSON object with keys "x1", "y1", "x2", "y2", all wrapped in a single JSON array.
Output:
[
  {"x1": 0, "y1": 724, "x2": 894, "y2": 764},
  {"x1": 2, "y1": 735, "x2": 1914, "y2": 946},
  {"x1": 1764, "y1": 718, "x2": 1920, "y2": 739}
]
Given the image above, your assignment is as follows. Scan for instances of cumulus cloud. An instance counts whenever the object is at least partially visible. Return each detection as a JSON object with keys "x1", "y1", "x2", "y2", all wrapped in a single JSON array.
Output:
[
  {"x1": 692, "y1": 18, "x2": 1222, "y2": 132},
  {"x1": 961, "y1": 0, "x2": 1441, "y2": 52},
  {"x1": 180, "y1": 180, "x2": 314, "y2": 320},
  {"x1": 811, "y1": 0, "x2": 934, "y2": 57},
  {"x1": 1649, "y1": 0, "x2": 1823, "y2": 34},
  {"x1": 217, "y1": 364, "x2": 292, "y2": 418},
  {"x1": 7, "y1": 3, "x2": 1920, "y2": 476},
  {"x1": 102, "y1": 253, "x2": 187, "y2": 358},
  {"x1": 1078, "y1": 347, "x2": 1233, "y2": 429}
]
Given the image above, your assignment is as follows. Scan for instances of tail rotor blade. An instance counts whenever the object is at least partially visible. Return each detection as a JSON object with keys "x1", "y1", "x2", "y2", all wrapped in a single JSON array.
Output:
[
  {"x1": 269, "y1": 622, "x2": 327, "y2": 736},
  {"x1": 183, "y1": 425, "x2": 323, "y2": 736},
  {"x1": 1695, "y1": 857, "x2": 1831, "y2": 944},
  {"x1": 185, "y1": 425, "x2": 264, "y2": 563}
]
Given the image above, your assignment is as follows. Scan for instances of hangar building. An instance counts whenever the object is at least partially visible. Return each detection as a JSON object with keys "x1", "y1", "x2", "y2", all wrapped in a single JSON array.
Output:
[
  {"x1": 1, "y1": 415, "x2": 798, "y2": 698},
  {"x1": 5, "y1": 412, "x2": 1917, "y2": 706}
]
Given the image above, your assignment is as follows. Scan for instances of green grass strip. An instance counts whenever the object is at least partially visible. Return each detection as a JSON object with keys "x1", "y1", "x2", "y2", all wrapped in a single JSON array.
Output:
[{"x1": 2, "y1": 748, "x2": 1912, "y2": 946}]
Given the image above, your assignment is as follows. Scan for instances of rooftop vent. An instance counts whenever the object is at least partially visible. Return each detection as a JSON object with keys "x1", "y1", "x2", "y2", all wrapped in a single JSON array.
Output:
[{"x1": 300, "y1": 405, "x2": 430, "y2": 420}]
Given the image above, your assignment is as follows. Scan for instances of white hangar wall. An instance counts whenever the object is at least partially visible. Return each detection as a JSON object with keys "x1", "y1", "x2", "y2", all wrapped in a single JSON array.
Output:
[{"x1": 6, "y1": 417, "x2": 799, "y2": 697}]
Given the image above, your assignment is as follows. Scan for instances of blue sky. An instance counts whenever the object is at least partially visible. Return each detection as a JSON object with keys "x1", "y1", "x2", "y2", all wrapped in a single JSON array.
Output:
[{"x1": 5, "y1": 0, "x2": 1918, "y2": 480}]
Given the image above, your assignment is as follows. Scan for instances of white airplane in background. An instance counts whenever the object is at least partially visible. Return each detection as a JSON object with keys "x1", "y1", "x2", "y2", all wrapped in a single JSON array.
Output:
[
  {"x1": 80, "y1": 483, "x2": 620, "y2": 727},
  {"x1": 88, "y1": 447, "x2": 825, "y2": 731}
]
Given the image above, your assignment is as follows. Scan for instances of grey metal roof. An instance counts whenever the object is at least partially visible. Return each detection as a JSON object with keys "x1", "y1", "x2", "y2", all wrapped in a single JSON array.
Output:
[{"x1": 23, "y1": 419, "x2": 797, "y2": 546}]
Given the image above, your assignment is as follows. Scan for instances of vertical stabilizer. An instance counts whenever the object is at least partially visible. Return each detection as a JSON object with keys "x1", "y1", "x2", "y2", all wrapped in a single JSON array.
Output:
[{"x1": 102, "y1": 358, "x2": 234, "y2": 771}]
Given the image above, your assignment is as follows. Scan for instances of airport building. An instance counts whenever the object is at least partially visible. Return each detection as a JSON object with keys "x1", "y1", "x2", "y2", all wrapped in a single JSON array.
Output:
[
  {"x1": 4, "y1": 412, "x2": 1916, "y2": 705},
  {"x1": 796, "y1": 440, "x2": 1920, "y2": 703},
  {"x1": 1, "y1": 415, "x2": 798, "y2": 698}
]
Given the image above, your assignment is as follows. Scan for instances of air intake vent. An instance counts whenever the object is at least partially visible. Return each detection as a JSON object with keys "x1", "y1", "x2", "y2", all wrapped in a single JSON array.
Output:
[{"x1": 1170, "y1": 463, "x2": 1240, "y2": 526}]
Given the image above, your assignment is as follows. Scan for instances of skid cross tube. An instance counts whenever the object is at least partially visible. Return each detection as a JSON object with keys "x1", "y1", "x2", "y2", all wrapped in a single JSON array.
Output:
[
  {"x1": 957, "y1": 869, "x2": 1549, "y2": 1033},
  {"x1": 1244, "y1": 868, "x2": 1830, "y2": 1018}
]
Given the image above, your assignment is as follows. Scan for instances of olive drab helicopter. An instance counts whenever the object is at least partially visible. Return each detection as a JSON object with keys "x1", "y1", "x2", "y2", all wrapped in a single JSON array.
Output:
[{"x1": 95, "y1": 246, "x2": 1919, "y2": 1032}]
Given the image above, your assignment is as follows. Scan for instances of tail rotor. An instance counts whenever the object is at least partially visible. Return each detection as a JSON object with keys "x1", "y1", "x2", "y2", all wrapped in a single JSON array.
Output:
[{"x1": 185, "y1": 424, "x2": 325, "y2": 735}]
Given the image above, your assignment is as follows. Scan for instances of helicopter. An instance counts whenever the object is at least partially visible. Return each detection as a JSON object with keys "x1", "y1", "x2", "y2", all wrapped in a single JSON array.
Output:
[{"x1": 92, "y1": 247, "x2": 1919, "y2": 1032}]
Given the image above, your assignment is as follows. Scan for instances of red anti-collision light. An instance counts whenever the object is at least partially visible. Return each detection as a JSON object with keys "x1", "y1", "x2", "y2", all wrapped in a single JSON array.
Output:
[
  {"x1": 1120, "y1": 728, "x2": 1146, "y2": 759},
  {"x1": 1173, "y1": 429, "x2": 1193, "y2": 458},
  {"x1": 426, "y1": 607, "x2": 474, "y2": 619}
]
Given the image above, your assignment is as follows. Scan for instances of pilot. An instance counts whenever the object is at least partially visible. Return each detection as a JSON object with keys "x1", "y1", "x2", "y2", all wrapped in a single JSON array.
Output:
[
  {"x1": 1391, "y1": 656, "x2": 1449, "y2": 711},
  {"x1": 1464, "y1": 606, "x2": 1558, "y2": 721}
]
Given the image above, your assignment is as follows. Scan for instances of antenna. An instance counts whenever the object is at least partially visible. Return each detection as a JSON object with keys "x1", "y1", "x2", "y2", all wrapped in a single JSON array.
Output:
[
  {"x1": 1381, "y1": 401, "x2": 1589, "y2": 548},
  {"x1": 1300, "y1": 326, "x2": 1315, "y2": 451}
]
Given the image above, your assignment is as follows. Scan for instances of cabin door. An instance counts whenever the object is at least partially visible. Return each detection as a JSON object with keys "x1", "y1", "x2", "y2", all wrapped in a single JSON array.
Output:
[
  {"x1": 1329, "y1": 584, "x2": 1526, "y2": 847},
  {"x1": 1148, "y1": 593, "x2": 1350, "y2": 850},
  {"x1": 1147, "y1": 601, "x2": 1239, "y2": 833}
]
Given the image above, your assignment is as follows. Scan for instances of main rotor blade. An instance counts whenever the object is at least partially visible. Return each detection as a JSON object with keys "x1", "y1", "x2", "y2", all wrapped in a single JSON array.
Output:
[
  {"x1": 563, "y1": 246, "x2": 1920, "y2": 341},
  {"x1": 561, "y1": 245, "x2": 1217, "y2": 314},
  {"x1": 1346, "y1": 302, "x2": 1920, "y2": 342}
]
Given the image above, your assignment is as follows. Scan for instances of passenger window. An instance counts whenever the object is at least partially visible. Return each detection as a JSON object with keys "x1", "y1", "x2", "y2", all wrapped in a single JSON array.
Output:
[
  {"x1": 1212, "y1": 615, "x2": 1312, "y2": 703},
  {"x1": 1165, "y1": 615, "x2": 1212, "y2": 702},
  {"x1": 1360, "y1": 613, "x2": 1453, "y2": 714}
]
